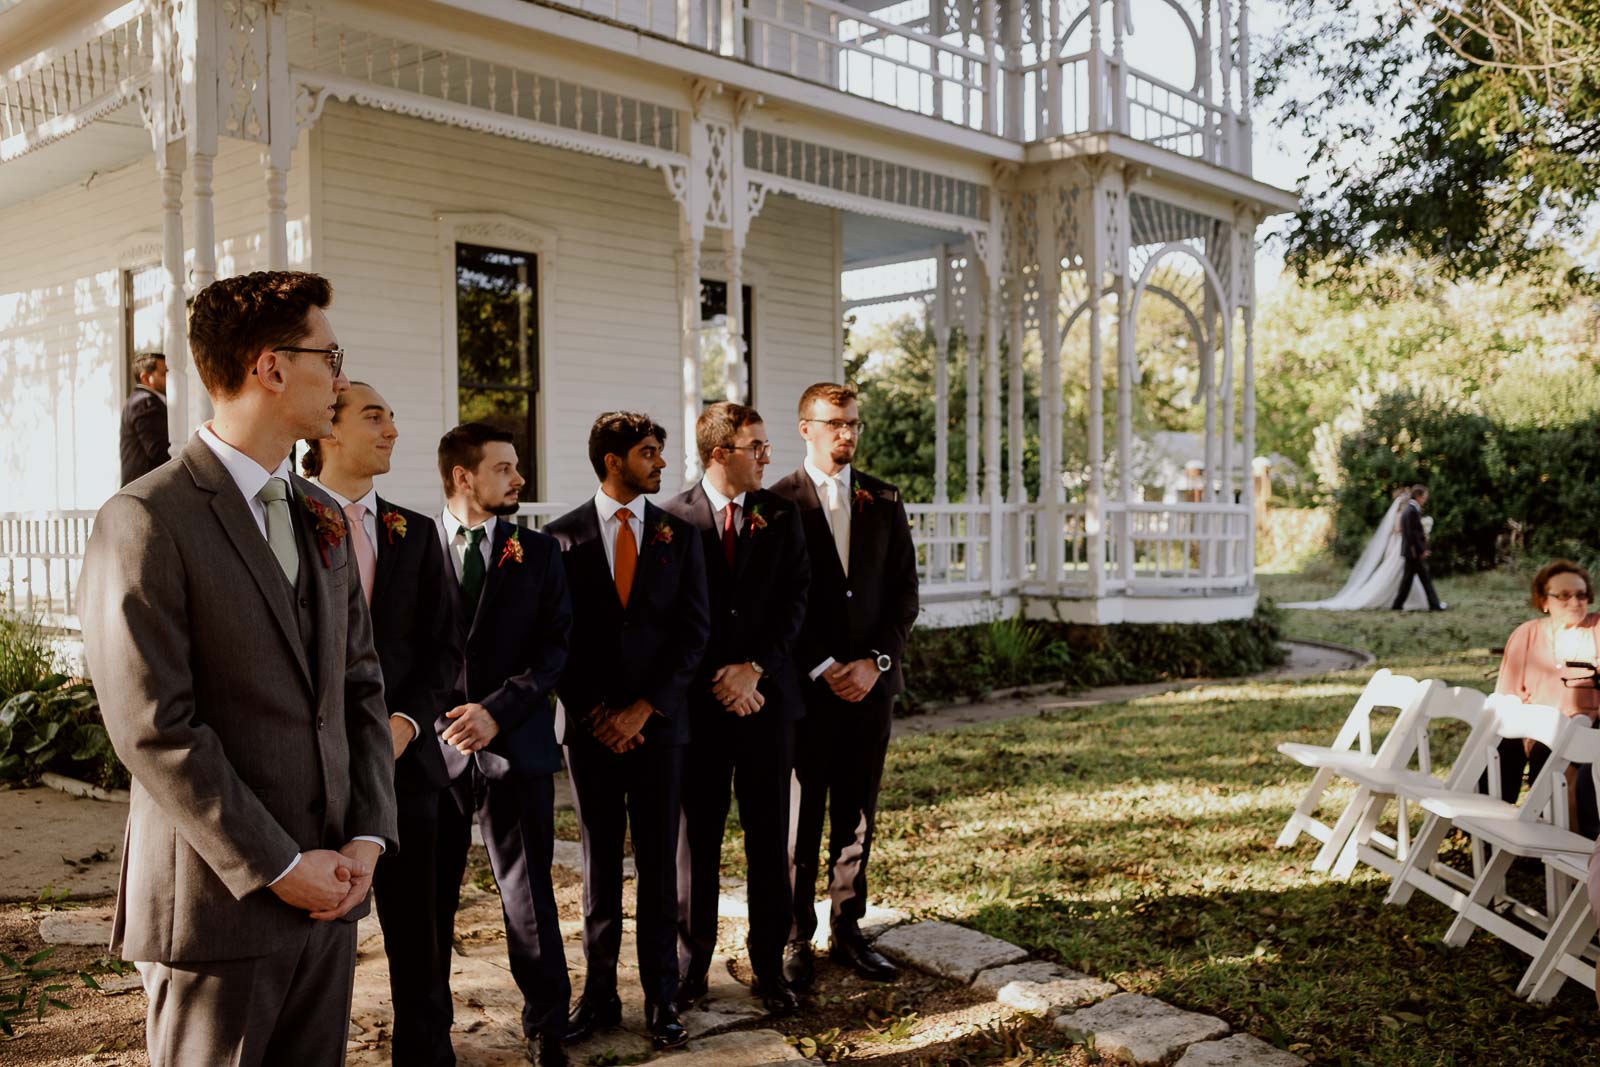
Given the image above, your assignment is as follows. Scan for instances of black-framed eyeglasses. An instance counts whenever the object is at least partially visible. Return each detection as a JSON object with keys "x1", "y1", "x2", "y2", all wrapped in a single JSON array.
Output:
[
  {"x1": 1549, "y1": 591, "x2": 1592, "y2": 603},
  {"x1": 724, "y1": 441, "x2": 773, "y2": 460},
  {"x1": 274, "y1": 345, "x2": 345, "y2": 379},
  {"x1": 803, "y1": 418, "x2": 865, "y2": 435}
]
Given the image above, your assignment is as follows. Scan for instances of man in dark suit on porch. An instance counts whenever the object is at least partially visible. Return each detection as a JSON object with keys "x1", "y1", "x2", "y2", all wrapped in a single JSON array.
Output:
[
  {"x1": 302, "y1": 382, "x2": 463, "y2": 1067},
  {"x1": 119, "y1": 351, "x2": 170, "y2": 485},
  {"x1": 770, "y1": 381, "x2": 919, "y2": 988},
  {"x1": 663, "y1": 402, "x2": 809, "y2": 1016},
  {"x1": 432, "y1": 422, "x2": 574, "y2": 1067},
  {"x1": 546, "y1": 412, "x2": 709, "y2": 1051}
]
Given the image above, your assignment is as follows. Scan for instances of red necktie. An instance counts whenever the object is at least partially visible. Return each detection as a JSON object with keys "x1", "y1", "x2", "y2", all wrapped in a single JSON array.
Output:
[
  {"x1": 722, "y1": 501, "x2": 738, "y2": 569},
  {"x1": 614, "y1": 507, "x2": 637, "y2": 607}
]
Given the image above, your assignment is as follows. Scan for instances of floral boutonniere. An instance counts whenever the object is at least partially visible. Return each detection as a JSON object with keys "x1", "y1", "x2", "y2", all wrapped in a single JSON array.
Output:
[
  {"x1": 853, "y1": 486, "x2": 874, "y2": 514},
  {"x1": 650, "y1": 519, "x2": 674, "y2": 546},
  {"x1": 747, "y1": 503, "x2": 769, "y2": 535},
  {"x1": 302, "y1": 494, "x2": 347, "y2": 567},
  {"x1": 498, "y1": 528, "x2": 524, "y2": 568},
  {"x1": 381, "y1": 509, "x2": 407, "y2": 544}
]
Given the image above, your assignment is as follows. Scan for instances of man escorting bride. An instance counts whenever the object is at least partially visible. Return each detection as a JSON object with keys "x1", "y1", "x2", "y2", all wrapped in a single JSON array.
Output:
[{"x1": 1286, "y1": 485, "x2": 1447, "y2": 612}]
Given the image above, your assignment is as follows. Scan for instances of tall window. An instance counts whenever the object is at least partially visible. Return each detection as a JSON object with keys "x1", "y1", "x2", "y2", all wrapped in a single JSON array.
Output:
[
  {"x1": 123, "y1": 264, "x2": 164, "y2": 396},
  {"x1": 456, "y1": 242, "x2": 539, "y2": 500},
  {"x1": 698, "y1": 279, "x2": 753, "y2": 407}
]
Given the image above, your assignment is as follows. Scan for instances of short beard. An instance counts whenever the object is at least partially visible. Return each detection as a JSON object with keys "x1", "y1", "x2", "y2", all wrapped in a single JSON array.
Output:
[
  {"x1": 830, "y1": 444, "x2": 855, "y2": 466},
  {"x1": 486, "y1": 500, "x2": 521, "y2": 517},
  {"x1": 622, "y1": 469, "x2": 658, "y2": 497}
]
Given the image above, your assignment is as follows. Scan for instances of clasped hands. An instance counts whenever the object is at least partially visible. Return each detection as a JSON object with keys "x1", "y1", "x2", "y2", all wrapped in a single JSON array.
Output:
[
  {"x1": 269, "y1": 839, "x2": 381, "y2": 921},
  {"x1": 822, "y1": 658, "x2": 879, "y2": 703},
  {"x1": 588, "y1": 699, "x2": 654, "y2": 753},
  {"x1": 712, "y1": 662, "x2": 765, "y2": 716}
]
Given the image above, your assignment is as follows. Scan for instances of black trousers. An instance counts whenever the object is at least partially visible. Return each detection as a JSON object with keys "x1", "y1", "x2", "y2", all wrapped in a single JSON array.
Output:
[
  {"x1": 677, "y1": 708, "x2": 796, "y2": 985},
  {"x1": 1492, "y1": 735, "x2": 1600, "y2": 839},
  {"x1": 564, "y1": 739, "x2": 685, "y2": 1007},
  {"x1": 789, "y1": 687, "x2": 894, "y2": 943},
  {"x1": 437, "y1": 769, "x2": 570, "y2": 1041},
  {"x1": 374, "y1": 793, "x2": 456, "y2": 1066},
  {"x1": 1392, "y1": 556, "x2": 1443, "y2": 610}
]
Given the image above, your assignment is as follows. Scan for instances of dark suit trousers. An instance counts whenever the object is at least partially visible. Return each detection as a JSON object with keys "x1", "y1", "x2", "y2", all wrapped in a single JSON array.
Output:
[
  {"x1": 1490, "y1": 736, "x2": 1600, "y2": 839},
  {"x1": 375, "y1": 792, "x2": 455, "y2": 1067},
  {"x1": 565, "y1": 740, "x2": 684, "y2": 1007},
  {"x1": 1392, "y1": 556, "x2": 1442, "y2": 610},
  {"x1": 437, "y1": 769, "x2": 570, "y2": 1040},
  {"x1": 789, "y1": 686, "x2": 894, "y2": 942},
  {"x1": 677, "y1": 708, "x2": 796, "y2": 984},
  {"x1": 139, "y1": 918, "x2": 357, "y2": 1067}
]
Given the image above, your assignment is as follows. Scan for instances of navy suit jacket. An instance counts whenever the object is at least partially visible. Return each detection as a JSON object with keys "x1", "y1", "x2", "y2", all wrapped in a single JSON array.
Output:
[
  {"x1": 661, "y1": 484, "x2": 809, "y2": 722},
  {"x1": 1399, "y1": 501, "x2": 1429, "y2": 561},
  {"x1": 370, "y1": 498, "x2": 462, "y2": 799},
  {"x1": 546, "y1": 497, "x2": 710, "y2": 748},
  {"x1": 437, "y1": 516, "x2": 572, "y2": 778}
]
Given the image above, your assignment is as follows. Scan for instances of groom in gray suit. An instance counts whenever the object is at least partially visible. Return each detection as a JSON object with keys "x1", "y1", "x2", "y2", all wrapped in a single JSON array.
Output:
[{"x1": 81, "y1": 271, "x2": 397, "y2": 1067}]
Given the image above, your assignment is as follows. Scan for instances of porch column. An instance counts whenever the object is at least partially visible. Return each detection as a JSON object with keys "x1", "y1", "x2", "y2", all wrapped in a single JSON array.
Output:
[
  {"x1": 963, "y1": 241, "x2": 982, "y2": 576},
  {"x1": 982, "y1": 209, "x2": 1005, "y2": 596},
  {"x1": 1084, "y1": 170, "x2": 1106, "y2": 597},
  {"x1": 723, "y1": 229, "x2": 745, "y2": 403},
  {"x1": 1218, "y1": 0, "x2": 1236, "y2": 168},
  {"x1": 1006, "y1": 211, "x2": 1026, "y2": 586},
  {"x1": 264, "y1": 2, "x2": 292, "y2": 269},
  {"x1": 1114, "y1": 171, "x2": 1135, "y2": 588},
  {"x1": 1001, "y1": 0, "x2": 1024, "y2": 141},
  {"x1": 981, "y1": 0, "x2": 999, "y2": 135},
  {"x1": 1241, "y1": 244, "x2": 1257, "y2": 581},
  {"x1": 158, "y1": 140, "x2": 190, "y2": 451},
  {"x1": 189, "y1": 29, "x2": 218, "y2": 425},
  {"x1": 1039, "y1": 180, "x2": 1064, "y2": 594},
  {"x1": 1088, "y1": 0, "x2": 1105, "y2": 131},
  {"x1": 1110, "y1": 0, "x2": 1128, "y2": 133},
  {"x1": 1201, "y1": 275, "x2": 1219, "y2": 581},
  {"x1": 678, "y1": 229, "x2": 703, "y2": 485},
  {"x1": 933, "y1": 245, "x2": 951, "y2": 506}
]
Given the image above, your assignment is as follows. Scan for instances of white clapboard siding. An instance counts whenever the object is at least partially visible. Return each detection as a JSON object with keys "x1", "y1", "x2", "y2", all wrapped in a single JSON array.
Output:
[
  {"x1": 313, "y1": 102, "x2": 839, "y2": 512},
  {"x1": 0, "y1": 136, "x2": 311, "y2": 513}
]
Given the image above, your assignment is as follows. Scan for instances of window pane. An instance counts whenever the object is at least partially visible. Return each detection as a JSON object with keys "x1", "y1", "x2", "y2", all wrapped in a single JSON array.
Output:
[
  {"x1": 457, "y1": 242, "x2": 539, "y2": 498},
  {"x1": 124, "y1": 265, "x2": 164, "y2": 397},
  {"x1": 697, "y1": 279, "x2": 753, "y2": 407},
  {"x1": 457, "y1": 388, "x2": 536, "y2": 500}
]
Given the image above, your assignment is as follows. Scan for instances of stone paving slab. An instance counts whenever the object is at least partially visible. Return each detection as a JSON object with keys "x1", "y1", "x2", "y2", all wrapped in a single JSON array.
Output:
[
  {"x1": 1055, "y1": 993, "x2": 1230, "y2": 1066},
  {"x1": 0, "y1": 787, "x2": 125, "y2": 902},
  {"x1": 37, "y1": 906, "x2": 114, "y2": 946},
  {"x1": 677, "y1": 1028, "x2": 808, "y2": 1064},
  {"x1": 972, "y1": 960, "x2": 1118, "y2": 1015},
  {"x1": 1175, "y1": 1035, "x2": 1307, "y2": 1066},
  {"x1": 873, "y1": 920, "x2": 1029, "y2": 983}
]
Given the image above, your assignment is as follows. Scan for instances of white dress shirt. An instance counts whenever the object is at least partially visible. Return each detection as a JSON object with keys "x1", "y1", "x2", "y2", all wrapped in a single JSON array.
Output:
[
  {"x1": 803, "y1": 457, "x2": 853, "y2": 681},
  {"x1": 700, "y1": 474, "x2": 746, "y2": 534},
  {"x1": 195, "y1": 426, "x2": 385, "y2": 884},
  {"x1": 594, "y1": 487, "x2": 646, "y2": 579},
  {"x1": 438, "y1": 509, "x2": 498, "y2": 583},
  {"x1": 312, "y1": 480, "x2": 418, "y2": 740}
]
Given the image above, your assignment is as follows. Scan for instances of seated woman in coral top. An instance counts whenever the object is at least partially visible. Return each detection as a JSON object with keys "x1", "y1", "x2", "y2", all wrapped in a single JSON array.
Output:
[{"x1": 1495, "y1": 559, "x2": 1600, "y2": 837}]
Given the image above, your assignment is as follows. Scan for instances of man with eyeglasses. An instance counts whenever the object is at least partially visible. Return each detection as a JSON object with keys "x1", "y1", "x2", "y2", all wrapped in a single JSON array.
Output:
[
  {"x1": 81, "y1": 271, "x2": 396, "y2": 1065},
  {"x1": 663, "y1": 402, "x2": 810, "y2": 1015},
  {"x1": 770, "y1": 382, "x2": 918, "y2": 988}
]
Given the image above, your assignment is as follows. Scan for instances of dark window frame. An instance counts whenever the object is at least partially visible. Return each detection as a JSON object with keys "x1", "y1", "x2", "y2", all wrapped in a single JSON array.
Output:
[{"x1": 698, "y1": 278, "x2": 755, "y2": 406}]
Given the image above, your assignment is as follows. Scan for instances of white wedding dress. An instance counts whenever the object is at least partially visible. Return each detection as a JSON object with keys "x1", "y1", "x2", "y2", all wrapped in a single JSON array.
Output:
[{"x1": 1284, "y1": 497, "x2": 1431, "y2": 611}]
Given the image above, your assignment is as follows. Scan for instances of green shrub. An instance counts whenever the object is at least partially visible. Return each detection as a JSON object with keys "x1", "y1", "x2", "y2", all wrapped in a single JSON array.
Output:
[
  {"x1": 0, "y1": 611, "x2": 58, "y2": 700},
  {"x1": 901, "y1": 604, "x2": 1285, "y2": 711},
  {"x1": 0, "y1": 678, "x2": 126, "y2": 791}
]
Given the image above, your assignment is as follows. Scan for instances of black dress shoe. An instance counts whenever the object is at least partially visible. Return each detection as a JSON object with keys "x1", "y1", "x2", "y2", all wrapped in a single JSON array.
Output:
[
  {"x1": 782, "y1": 939, "x2": 816, "y2": 991},
  {"x1": 561, "y1": 993, "x2": 622, "y2": 1044},
  {"x1": 750, "y1": 975, "x2": 799, "y2": 1016},
  {"x1": 527, "y1": 1033, "x2": 569, "y2": 1066},
  {"x1": 676, "y1": 969, "x2": 709, "y2": 1011},
  {"x1": 644, "y1": 1000, "x2": 689, "y2": 1050},
  {"x1": 829, "y1": 928, "x2": 899, "y2": 981}
]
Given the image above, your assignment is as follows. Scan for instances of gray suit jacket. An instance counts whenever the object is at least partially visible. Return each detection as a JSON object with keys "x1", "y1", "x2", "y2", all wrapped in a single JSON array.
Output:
[{"x1": 80, "y1": 435, "x2": 397, "y2": 963}]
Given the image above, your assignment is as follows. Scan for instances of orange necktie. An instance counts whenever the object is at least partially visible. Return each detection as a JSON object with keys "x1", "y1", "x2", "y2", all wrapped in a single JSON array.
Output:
[{"x1": 614, "y1": 507, "x2": 637, "y2": 607}]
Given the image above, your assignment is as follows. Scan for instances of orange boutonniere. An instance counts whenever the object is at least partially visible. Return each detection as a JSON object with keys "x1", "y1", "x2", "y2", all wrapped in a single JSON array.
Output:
[
  {"x1": 852, "y1": 486, "x2": 873, "y2": 514},
  {"x1": 650, "y1": 520, "x2": 674, "y2": 546},
  {"x1": 301, "y1": 494, "x2": 347, "y2": 567},
  {"x1": 381, "y1": 509, "x2": 407, "y2": 544},
  {"x1": 747, "y1": 504, "x2": 769, "y2": 534},
  {"x1": 498, "y1": 529, "x2": 524, "y2": 568}
]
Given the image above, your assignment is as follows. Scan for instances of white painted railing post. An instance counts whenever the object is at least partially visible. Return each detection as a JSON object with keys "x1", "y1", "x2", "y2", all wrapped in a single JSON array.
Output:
[
  {"x1": 1110, "y1": 0, "x2": 1127, "y2": 134},
  {"x1": 1087, "y1": 0, "x2": 1104, "y2": 131},
  {"x1": 1236, "y1": 0, "x2": 1252, "y2": 173},
  {"x1": 1217, "y1": 0, "x2": 1235, "y2": 169},
  {"x1": 981, "y1": 0, "x2": 999, "y2": 135}
]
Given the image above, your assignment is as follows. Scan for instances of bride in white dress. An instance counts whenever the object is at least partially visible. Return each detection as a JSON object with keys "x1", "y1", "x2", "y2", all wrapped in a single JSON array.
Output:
[{"x1": 1284, "y1": 494, "x2": 1432, "y2": 611}]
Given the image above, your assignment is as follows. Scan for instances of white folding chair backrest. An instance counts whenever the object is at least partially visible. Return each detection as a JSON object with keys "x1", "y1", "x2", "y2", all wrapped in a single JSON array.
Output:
[
  {"x1": 1410, "y1": 684, "x2": 1496, "y2": 787},
  {"x1": 1548, "y1": 721, "x2": 1600, "y2": 832},
  {"x1": 1327, "y1": 669, "x2": 1426, "y2": 758}
]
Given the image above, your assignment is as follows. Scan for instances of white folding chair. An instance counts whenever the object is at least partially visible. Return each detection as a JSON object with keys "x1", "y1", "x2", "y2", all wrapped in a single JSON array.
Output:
[
  {"x1": 1384, "y1": 699, "x2": 1570, "y2": 909},
  {"x1": 1448, "y1": 723, "x2": 1600, "y2": 991},
  {"x1": 1519, "y1": 844, "x2": 1597, "y2": 1002},
  {"x1": 1275, "y1": 669, "x2": 1429, "y2": 858},
  {"x1": 1323, "y1": 683, "x2": 1499, "y2": 880}
]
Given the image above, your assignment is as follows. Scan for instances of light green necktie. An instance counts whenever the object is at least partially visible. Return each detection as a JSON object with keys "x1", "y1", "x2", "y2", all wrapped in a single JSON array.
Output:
[{"x1": 256, "y1": 477, "x2": 300, "y2": 587}]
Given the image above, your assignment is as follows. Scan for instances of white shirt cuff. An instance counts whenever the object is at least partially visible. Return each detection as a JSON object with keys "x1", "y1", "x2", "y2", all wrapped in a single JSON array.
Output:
[
  {"x1": 389, "y1": 712, "x2": 420, "y2": 735},
  {"x1": 808, "y1": 656, "x2": 837, "y2": 681},
  {"x1": 351, "y1": 836, "x2": 387, "y2": 852},
  {"x1": 267, "y1": 852, "x2": 301, "y2": 886}
]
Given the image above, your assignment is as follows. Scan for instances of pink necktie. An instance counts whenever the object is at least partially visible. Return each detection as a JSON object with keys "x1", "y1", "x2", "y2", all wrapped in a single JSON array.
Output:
[{"x1": 345, "y1": 502, "x2": 376, "y2": 604}]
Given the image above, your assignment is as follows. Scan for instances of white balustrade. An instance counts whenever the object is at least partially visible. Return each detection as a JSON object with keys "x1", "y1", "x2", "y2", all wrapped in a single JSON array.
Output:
[{"x1": 0, "y1": 511, "x2": 97, "y2": 627}]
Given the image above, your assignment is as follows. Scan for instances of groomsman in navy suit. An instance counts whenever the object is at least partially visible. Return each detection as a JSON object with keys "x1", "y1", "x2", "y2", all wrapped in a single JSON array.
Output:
[
  {"x1": 433, "y1": 422, "x2": 573, "y2": 1067},
  {"x1": 546, "y1": 412, "x2": 709, "y2": 1051},
  {"x1": 664, "y1": 402, "x2": 809, "y2": 1015},
  {"x1": 302, "y1": 383, "x2": 462, "y2": 1066},
  {"x1": 771, "y1": 382, "x2": 919, "y2": 988}
]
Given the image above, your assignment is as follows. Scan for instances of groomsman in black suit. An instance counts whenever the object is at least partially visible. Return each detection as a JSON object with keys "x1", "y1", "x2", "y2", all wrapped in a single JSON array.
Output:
[
  {"x1": 546, "y1": 412, "x2": 709, "y2": 1051},
  {"x1": 433, "y1": 422, "x2": 574, "y2": 1067},
  {"x1": 1392, "y1": 484, "x2": 1445, "y2": 612},
  {"x1": 302, "y1": 383, "x2": 463, "y2": 1067},
  {"x1": 664, "y1": 403, "x2": 809, "y2": 1016},
  {"x1": 771, "y1": 382, "x2": 919, "y2": 987}
]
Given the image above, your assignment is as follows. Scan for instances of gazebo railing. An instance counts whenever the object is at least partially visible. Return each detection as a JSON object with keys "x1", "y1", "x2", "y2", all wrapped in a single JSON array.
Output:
[{"x1": 0, "y1": 510, "x2": 97, "y2": 627}]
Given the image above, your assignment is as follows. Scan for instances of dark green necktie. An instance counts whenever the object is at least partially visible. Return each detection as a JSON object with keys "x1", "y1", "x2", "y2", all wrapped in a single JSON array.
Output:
[{"x1": 461, "y1": 526, "x2": 487, "y2": 614}]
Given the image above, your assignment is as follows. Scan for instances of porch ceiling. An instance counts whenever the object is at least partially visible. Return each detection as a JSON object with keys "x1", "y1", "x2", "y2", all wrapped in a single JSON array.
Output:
[
  {"x1": 841, "y1": 213, "x2": 967, "y2": 270},
  {"x1": 0, "y1": 101, "x2": 148, "y2": 212}
]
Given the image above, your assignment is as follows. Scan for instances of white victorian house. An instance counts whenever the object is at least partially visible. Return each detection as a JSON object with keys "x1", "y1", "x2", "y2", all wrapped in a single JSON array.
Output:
[{"x1": 0, "y1": 0, "x2": 1297, "y2": 631}]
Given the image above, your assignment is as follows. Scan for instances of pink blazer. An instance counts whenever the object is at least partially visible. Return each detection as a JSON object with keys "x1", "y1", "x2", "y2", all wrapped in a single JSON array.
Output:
[{"x1": 1497, "y1": 615, "x2": 1600, "y2": 719}]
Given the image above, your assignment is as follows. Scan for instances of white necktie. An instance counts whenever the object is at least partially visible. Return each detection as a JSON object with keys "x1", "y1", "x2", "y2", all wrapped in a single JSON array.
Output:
[{"x1": 825, "y1": 478, "x2": 849, "y2": 576}]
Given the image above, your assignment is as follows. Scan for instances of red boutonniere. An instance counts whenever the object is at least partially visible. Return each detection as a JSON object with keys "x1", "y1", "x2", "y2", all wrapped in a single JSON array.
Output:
[
  {"x1": 650, "y1": 520, "x2": 674, "y2": 546},
  {"x1": 381, "y1": 509, "x2": 407, "y2": 544},
  {"x1": 853, "y1": 486, "x2": 874, "y2": 514},
  {"x1": 747, "y1": 504, "x2": 769, "y2": 534},
  {"x1": 498, "y1": 529, "x2": 524, "y2": 568},
  {"x1": 302, "y1": 495, "x2": 347, "y2": 567}
]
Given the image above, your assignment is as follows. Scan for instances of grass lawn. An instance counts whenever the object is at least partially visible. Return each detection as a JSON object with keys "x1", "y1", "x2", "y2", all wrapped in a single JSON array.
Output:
[{"x1": 843, "y1": 562, "x2": 1596, "y2": 1065}]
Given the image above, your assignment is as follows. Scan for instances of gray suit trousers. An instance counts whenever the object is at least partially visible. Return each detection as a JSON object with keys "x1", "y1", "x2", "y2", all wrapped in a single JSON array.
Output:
[{"x1": 139, "y1": 919, "x2": 358, "y2": 1067}]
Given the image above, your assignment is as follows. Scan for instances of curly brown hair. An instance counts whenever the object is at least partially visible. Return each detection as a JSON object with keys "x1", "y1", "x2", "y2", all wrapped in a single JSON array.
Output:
[
  {"x1": 1530, "y1": 559, "x2": 1593, "y2": 611},
  {"x1": 587, "y1": 411, "x2": 666, "y2": 480},
  {"x1": 189, "y1": 271, "x2": 332, "y2": 398}
]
